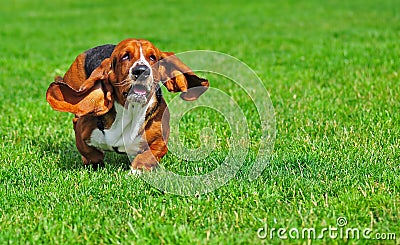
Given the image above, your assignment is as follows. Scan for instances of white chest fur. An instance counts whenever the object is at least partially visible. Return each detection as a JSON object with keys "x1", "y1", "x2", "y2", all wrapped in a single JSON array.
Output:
[{"x1": 88, "y1": 97, "x2": 156, "y2": 156}]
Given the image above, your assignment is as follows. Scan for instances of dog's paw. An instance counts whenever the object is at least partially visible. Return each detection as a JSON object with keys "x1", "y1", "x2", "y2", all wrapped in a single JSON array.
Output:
[{"x1": 131, "y1": 153, "x2": 159, "y2": 171}]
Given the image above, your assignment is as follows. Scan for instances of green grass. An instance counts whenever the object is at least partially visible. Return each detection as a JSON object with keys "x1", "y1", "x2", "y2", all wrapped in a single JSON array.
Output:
[{"x1": 1, "y1": 0, "x2": 399, "y2": 244}]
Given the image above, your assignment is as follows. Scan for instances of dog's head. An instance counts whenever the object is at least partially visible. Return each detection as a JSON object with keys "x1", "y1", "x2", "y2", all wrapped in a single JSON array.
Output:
[
  {"x1": 46, "y1": 38, "x2": 209, "y2": 116},
  {"x1": 108, "y1": 39, "x2": 160, "y2": 105}
]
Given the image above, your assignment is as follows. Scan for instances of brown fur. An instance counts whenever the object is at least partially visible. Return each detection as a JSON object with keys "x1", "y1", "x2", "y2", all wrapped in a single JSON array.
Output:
[{"x1": 46, "y1": 38, "x2": 209, "y2": 170}]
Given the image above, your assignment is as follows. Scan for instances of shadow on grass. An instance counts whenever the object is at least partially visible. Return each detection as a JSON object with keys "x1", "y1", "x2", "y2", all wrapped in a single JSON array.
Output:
[{"x1": 40, "y1": 137, "x2": 131, "y2": 171}]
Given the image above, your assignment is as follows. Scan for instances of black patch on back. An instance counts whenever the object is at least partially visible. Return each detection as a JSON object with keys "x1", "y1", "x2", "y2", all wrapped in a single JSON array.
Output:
[{"x1": 84, "y1": 44, "x2": 116, "y2": 78}]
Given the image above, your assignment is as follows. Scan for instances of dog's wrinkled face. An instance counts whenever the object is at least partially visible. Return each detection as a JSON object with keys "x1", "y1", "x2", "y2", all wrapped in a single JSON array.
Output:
[{"x1": 109, "y1": 39, "x2": 162, "y2": 105}]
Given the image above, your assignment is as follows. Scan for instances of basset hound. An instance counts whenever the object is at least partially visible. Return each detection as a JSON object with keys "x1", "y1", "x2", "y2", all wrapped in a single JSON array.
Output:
[{"x1": 46, "y1": 38, "x2": 209, "y2": 171}]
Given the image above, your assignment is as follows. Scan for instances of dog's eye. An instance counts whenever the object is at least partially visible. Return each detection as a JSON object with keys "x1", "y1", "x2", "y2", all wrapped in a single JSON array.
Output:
[
  {"x1": 122, "y1": 53, "x2": 130, "y2": 61},
  {"x1": 149, "y1": 55, "x2": 156, "y2": 62}
]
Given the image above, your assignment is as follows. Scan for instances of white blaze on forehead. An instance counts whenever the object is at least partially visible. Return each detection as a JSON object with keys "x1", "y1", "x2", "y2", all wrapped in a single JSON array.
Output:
[
  {"x1": 137, "y1": 45, "x2": 151, "y2": 66},
  {"x1": 140, "y1": 45, "x2": 151, "y2": 65},
  {"x1": 129, "y1": 44, "x2": 153, "y2": 78}
]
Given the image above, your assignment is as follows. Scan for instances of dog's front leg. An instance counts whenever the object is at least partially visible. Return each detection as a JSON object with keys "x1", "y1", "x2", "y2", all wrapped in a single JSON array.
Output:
[
  {"x1": 131, "y1": 101, "x2": 170, "y2": 171},
  {"x1": 131, "y1": 138, "x2": 168, "y2": 171}
]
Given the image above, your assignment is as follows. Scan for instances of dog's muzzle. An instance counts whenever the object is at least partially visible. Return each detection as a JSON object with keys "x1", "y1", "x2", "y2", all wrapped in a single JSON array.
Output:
[{"x1": 126, "y1": 65, "x2": 153, "y2": 104}]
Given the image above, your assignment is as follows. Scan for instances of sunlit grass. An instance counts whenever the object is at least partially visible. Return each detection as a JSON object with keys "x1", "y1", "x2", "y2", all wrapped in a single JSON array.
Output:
[{"x1": 0, "y1": 0, "x2": 399, "y2": 243}]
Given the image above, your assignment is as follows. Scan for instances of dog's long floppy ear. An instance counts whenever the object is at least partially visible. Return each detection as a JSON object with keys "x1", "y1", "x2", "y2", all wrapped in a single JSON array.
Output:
[
  {"x1": 159, "y1": 52, "x2": 209, "y2": 101},
  {"x1": 46, "y1": 58, "x2": 113, "y2": 117}
]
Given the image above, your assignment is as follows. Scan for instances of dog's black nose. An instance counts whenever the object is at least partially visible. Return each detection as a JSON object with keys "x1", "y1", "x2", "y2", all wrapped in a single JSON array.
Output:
[{"x1": 132, "y1": 65, "x2": 150, "y2": 80}]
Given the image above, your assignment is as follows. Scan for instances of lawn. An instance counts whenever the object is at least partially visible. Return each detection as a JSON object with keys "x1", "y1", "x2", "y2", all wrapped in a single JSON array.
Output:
[{"x1": 0, "y1": 0, "x2": 399, "y2": 244}]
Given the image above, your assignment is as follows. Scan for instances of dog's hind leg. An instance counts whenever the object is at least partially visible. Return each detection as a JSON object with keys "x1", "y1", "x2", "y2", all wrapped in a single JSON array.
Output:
[{"x1": 73, "y1": 116, "x2": 105, "y2": 170}]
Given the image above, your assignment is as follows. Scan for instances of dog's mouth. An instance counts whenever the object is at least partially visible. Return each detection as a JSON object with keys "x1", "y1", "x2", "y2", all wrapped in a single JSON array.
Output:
[
  {"x1": 126, "y1": 84, "x2": 150, "y2": 104},
  {"x1": 132, "y1": 84, "x2": 147, "y2": 96}
]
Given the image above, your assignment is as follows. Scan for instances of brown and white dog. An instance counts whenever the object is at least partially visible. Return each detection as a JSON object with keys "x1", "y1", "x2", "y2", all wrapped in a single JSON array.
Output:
[{"x1": 46, "y1": 38, "x2": 209, "y2": 171}]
